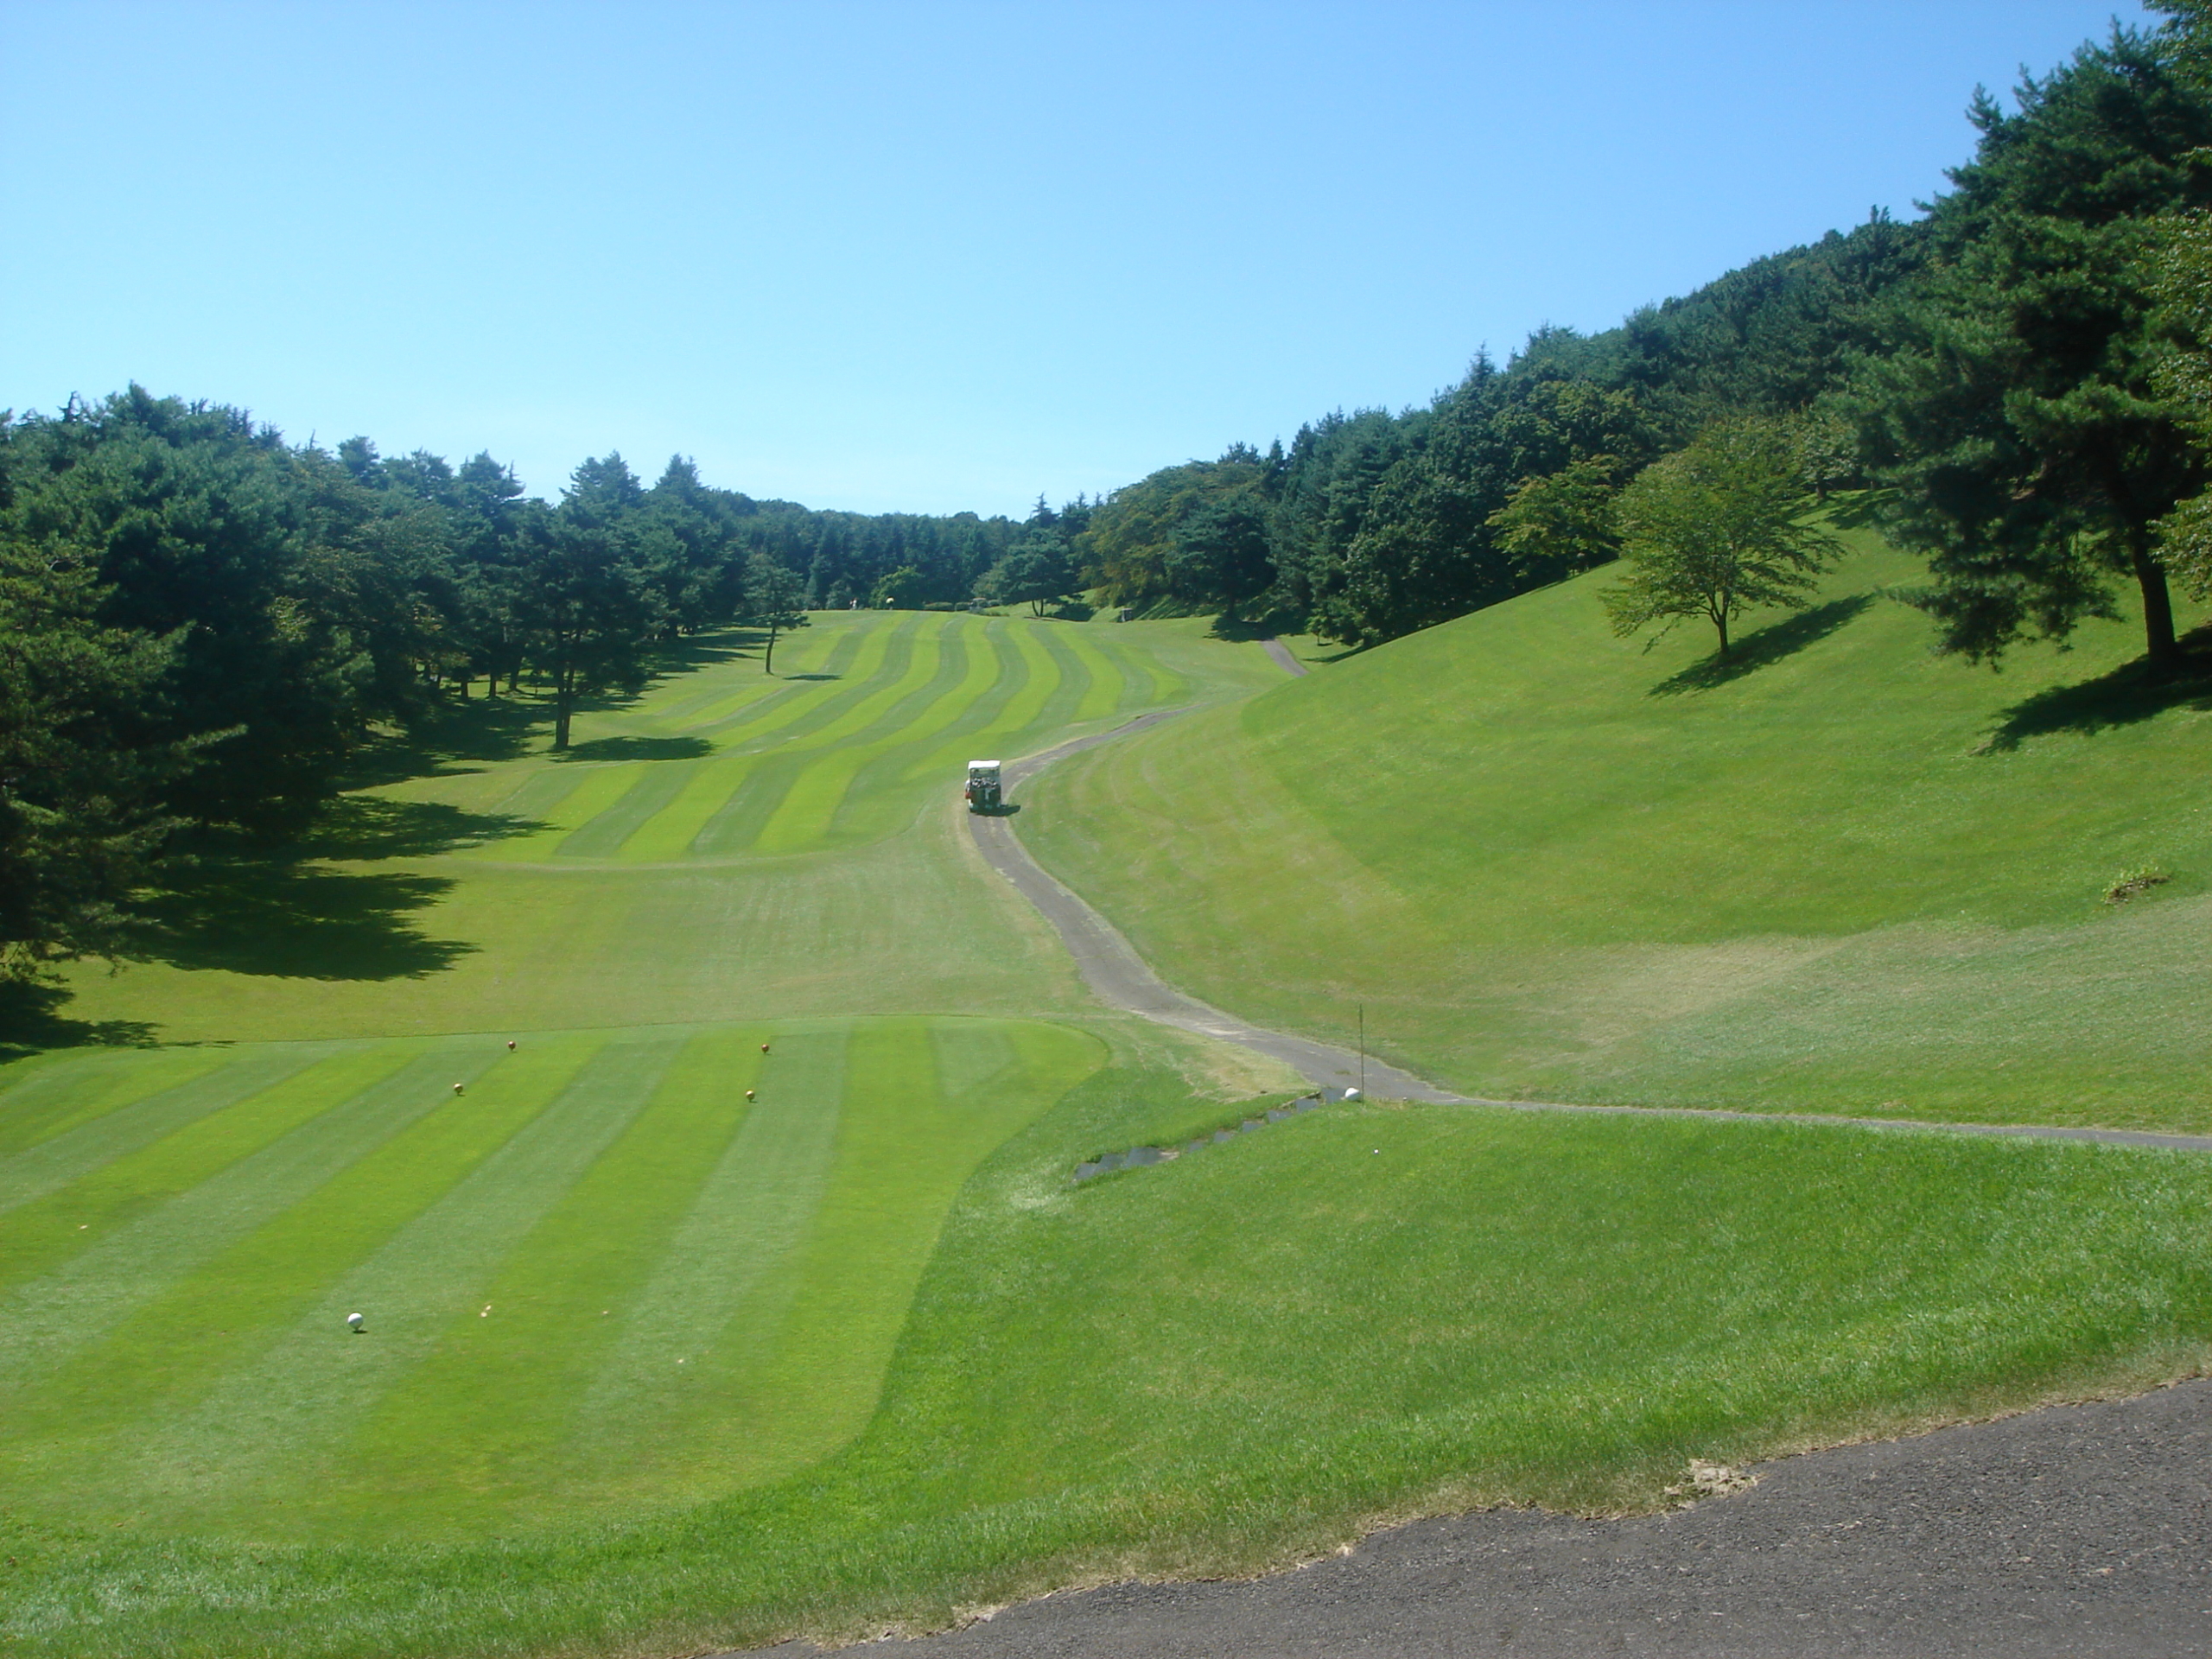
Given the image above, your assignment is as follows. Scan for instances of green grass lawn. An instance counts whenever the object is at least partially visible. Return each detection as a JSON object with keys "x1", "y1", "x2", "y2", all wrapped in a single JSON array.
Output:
[
  {"x1": 4, "y1": 590, "x2": 2210, "y2": 1658},
  {"x1": 5, "y1": 1062, "x2": 2207, "y2": 1657},
  {"x1": 0, "y1": 1015, "x2": 1105, "y2": 1542},
  {"x1": 1025, "y1": 532, "x2": 2212, "y2": 1130}
]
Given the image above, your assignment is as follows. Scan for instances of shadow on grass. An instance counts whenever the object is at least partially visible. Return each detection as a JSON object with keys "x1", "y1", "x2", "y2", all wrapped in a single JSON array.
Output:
[
  {"x1": 123, "y1": 797, "x2": 518, "y2": 982},
  {"x1": 1977, "y1": 628, "x2": 2212, "y2": 753},
  {"x1": 783, "y1": 672, "x2": 840, "y2": 681},
  {"x1": 349, "y1": 631, "x2": 760, "y2": 784},
  {"x1": 1649, "y1": 595, "x2": 1875, "y2": 696},
  {"x1": 556, "y1": 735, "x2": 715, "y2": 763},
  {"x1": 1205, "y1": 603, "x2": 1306, "y2": 644},
  {"x1": 133, "y1": 855, "x2": 474, "y2": 982},
  {"x1": 343, "y1": 696, "x2": 546, "y2": 788},
  {"x1": 296, "y1": 796, "x2": 543, "y2": 861},
  {"x1": 0, "y1": 978, "x2": 158, "y2": 1063},
  {"x1": 650, "y1": 632, "x2": 750, "y2": 674}
]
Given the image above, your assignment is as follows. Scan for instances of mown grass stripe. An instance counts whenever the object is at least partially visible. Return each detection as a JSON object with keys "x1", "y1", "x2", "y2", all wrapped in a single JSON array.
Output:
[
  {"x1": 1122, "y1": 628, "x2": 1187, "y2": 706},
  {"x1": 630, "y1": 633, "x2": 810, "y2": 723},
  {"x1": 0, "y1": 1046, "x2": 516, "y2": 1391},
  {"x1": 681, "y1": 622, "x2": 916, "y2": 857},
  {"x1": 690, "y1": 1019, "x2": 1101, "y2": 1488},
  {"x1": 0, "y1": 1046, "x2": 410, "y2": 1287},
  {"x1": 696, "y1": 616, "x2": 900, "y2": 750},
  {"x1": 315, "y1": 1028, "x2": 769, "y2": 1529},
  {"x1": 696, "y1": 619, "x2": 930, "y2": 856},
  {"x1": 127, "y1": 1033, "x2": 681, "y2": 1536},
  {"x1": 560, "y1": 1024, "x2": 848, "y2": 1503},
  {"x1": 468, "y1": 760, "x2": 601, "y2": 831},
  {"x1": 766, "y1": 613, "x2": 936, "y2": 754},
  {"x1": 0, "y1": 1046, "x2": 327, "y2": 1199},
  {"x1": 0, "y1": 1050, "x2": 233, "y2": 1160},
  {"x1": 0, "y1": 1040, "x2": 598, "y2": 1511},
  {"x1": 1024, "y1": 621, "x2": 1096, "y2": 734},
  {"x1": 762, "y1": 620, "x2": 984, "y2": 854},
  {"x1": 1058, "y1": 625, "x2": 1127, "y2": 721},
  {"x1": 983, "y1": 620, "x2": 1064, "y2": 748},
  {"x1": 1100, "y1": 627, "x2": 1185, "y2": 709},
  {"x1": 553, "y1": 757, "x2": 703, "y2": 860},
  {"x1": 664, "y1": 617, "x2": 852, "y2": 728},
  {"x1": 609, "y1": 751, "x2": 767, "y2": 861},
  {"x1": 884, "y1": 616, "x2": 1033, "y2": 786},
  {"x1": 467, "y1": 763, "x2": 648, "y2": 862}
]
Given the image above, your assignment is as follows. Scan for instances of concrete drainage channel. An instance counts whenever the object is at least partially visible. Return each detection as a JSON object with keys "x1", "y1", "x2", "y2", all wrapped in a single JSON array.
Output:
[{"x1": 1074, "y1": 1090, "x2": 1349, "y2": 1183}]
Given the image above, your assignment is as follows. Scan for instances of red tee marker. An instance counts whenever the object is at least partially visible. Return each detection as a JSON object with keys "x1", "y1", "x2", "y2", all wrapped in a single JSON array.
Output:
[
  {"x1": 760, "y1": 1042, "x2": 770, "y2": 1054},
  {"x1": 506, "y1": 1040, "x2": 516, "y2": 1051}
]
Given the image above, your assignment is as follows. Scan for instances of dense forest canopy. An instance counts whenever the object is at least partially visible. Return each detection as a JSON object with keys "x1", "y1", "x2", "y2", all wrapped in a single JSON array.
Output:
[{"x1": 7, "y1": 7, "x2": 2212, "y2": 986}]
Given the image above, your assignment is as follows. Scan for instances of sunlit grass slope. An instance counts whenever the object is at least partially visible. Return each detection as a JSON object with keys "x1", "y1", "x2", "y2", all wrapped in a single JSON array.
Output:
[
  {"x1": 8, "y1": 1081, "x2": 2209, "y2": 1657},
  {"x1": 1027, "y1": 532, "x2": 2212, "y2": 1130},
  {"x1": 0, "y1": 1014, "x2": 1103, "y2": 1541},
  {"x1": 48, "y1": 612, "x2": 1285, "y2": 1044}
]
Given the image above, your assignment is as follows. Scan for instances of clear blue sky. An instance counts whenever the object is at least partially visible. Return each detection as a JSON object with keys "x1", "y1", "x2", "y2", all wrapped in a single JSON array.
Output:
[{"x1": 0, "y1": 1, "x2": 2157, "y2": 518}]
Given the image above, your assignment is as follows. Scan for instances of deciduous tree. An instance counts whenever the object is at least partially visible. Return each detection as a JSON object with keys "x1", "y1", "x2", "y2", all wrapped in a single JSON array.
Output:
[{"x1": 1602, "y1": 420, "x2": 1840, "y2": 656}]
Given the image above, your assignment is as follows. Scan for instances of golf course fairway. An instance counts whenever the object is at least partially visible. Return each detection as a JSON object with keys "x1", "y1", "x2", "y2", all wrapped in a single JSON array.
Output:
[
  {"x1": 3, "y1": 596, "x2": 2211, "y2": 1659},
  {"x1": 43, "y1": 609, "x2": 1287, "y2": 1044}
]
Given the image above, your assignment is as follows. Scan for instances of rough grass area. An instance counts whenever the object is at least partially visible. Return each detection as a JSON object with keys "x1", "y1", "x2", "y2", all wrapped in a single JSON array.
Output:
[
  {"x1": 1024, "y1": 531, "x2": 2212, "y2": 1130},
  {"x1": 5, "y1": 1064, "x2": 2206, "y2": 1659}
]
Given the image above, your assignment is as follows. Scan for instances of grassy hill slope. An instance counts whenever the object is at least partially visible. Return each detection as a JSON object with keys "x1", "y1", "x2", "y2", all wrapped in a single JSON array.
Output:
[{"x1": 1026, "y1": 530, "x2": 2212, "y2": 1130}]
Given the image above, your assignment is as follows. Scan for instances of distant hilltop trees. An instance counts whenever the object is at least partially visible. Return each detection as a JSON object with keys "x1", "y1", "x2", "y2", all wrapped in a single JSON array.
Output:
[{"x1": 1088, "y1": 7, "x2": 2212, "y2": 672}]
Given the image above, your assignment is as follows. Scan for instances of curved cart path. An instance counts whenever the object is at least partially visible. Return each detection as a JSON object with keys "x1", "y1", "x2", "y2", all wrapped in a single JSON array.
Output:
[
  {"x1": 968, "y1": 713, "x2": 1464, "y2": 1105},
  {"x1": 969, "y1": 712, "x2": 2212, "y2": 1154},
  {"x1": 773, "y1": 1376, "x2": 2212, "y2": 1657}
]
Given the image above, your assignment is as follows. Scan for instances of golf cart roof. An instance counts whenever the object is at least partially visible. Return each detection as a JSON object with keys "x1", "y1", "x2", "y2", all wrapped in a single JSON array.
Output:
[{"x1": 968, "y1": 760, "x2": 1000, "y2": 770}]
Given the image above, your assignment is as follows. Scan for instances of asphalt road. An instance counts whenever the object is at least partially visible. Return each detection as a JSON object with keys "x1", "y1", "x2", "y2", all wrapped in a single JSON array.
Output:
[{"x1": 784, "y1": 1378, "x2": 2211, "y2": 1657}]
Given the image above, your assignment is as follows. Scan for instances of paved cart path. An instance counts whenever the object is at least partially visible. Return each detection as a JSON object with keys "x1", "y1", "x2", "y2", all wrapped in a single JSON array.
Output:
[
  {"x1": 968, "y1": 713, "x2": 2212, "y2": 1154},
  {"x1": 771, "y1": 1377, "x2": 2212, "y2": 1657},
  {"x1": 967, "y1": 714, "x2": 1463, "y2": 1105}
]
